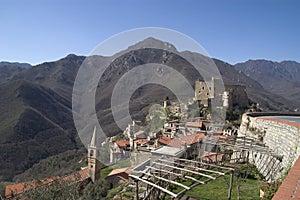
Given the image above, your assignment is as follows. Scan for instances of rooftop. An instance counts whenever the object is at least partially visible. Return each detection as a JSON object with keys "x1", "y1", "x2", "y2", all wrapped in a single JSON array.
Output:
[
  {"x1": 107, "y1": 167, "x2": 131, "y2": 177},
  {"x1": 115, "y1": 140, "x2": 129, "y2": 148},
  {"x1": 5, "y1": 167, "x2": 90, "y2": 198},
  {"x1": 158, "y1": 135, "x2": 172, "y2": 145},
  {"x1": 273, "y1": 155, "x2": 300, "y2": 199},
  {"x1": 185, "y1": 121, "x2": 203, "y2": 128},
  {"x1": 257, "y1": 116, "x2": 300, "y2": 129},
  {"x1": 178, "y1": 133, "x2": 206, "y2": 145},
  {"x1": 151, "y1": 146, "x2": 185, "y2": 157},
  {"x1": 134, "y1": 139, "x2": 149, "y2": 145}
]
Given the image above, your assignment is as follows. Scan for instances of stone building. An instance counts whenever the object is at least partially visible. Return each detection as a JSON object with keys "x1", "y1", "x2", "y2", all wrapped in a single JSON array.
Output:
[
  {"x1": 194, "y1": 78, "x2": 248, "y2": 108},
  {"x1": 194, "y1": 79, "x2": 214, "y2": 107},
  {"x1": 224, "y1": 84, "x2": 248, "y2": 108},
  {"x1": 106, "y1": 167, "x2": 131, "y2": 188}
]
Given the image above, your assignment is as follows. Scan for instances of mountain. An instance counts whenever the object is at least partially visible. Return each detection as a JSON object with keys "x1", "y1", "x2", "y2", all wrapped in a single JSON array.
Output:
[
  {"x1": 0, "y1": 62, "x2": 31, "y2": 84},
  {"x1": 0, "y1": 38, "x2": 298, "y2": 181},
  {"x1": 0, "y1": 67, "x2": 25, "y2": 84},
  {"x1": 235, "y1": 59, "x2": 300, "y2": 109},
  {"x1": 11, "y1": 54, "x2": 85, "y2": 99},
  {"x1": 0, "y1": 80, "x2": 78, "y2": 181},
  {"x1": 0, "y1": 61, "x2": 31, "y2": 69}
]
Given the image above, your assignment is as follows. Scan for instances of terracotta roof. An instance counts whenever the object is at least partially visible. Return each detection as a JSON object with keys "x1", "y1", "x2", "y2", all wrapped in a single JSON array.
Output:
[
  {"x1": 61, "y1": 167, "x2": 89, "y2": 182},
  {"x1": 258, "y1": 117, "x2": 300, "y2": 129},
  {"x1": 158, "y1": 136, "x2": 172, "y2": 145},
  {"x1": 185, "y1": 121, "x2": 203, "y2": 128},
  {"x1": 158, "y1": 133, "x2": 206, "y2": 148},
  {"x1": 107, "y1": 167, "x2": 131, "y2": 177},
  {"x1": 179, "y1": 133, "x2": 206, "y2": 145},
  {"x1": 115, "y1": 140, "x2": 129, "y2": 148},
  {"x1": 168, "y1": 138, "x2": 186, "y2": 148},
  {"x1": 134, "y1": 139, "x2": 149, "y2": 145},
  {"x1": 5, "y1": 168, "x2": 89, "y2": 198},
  {"x1": 272, "y1": 156, "x2": 300, "y2": 200},
  {"x1": 5, "y1": 178, "x2": 57, "y2": 198}
]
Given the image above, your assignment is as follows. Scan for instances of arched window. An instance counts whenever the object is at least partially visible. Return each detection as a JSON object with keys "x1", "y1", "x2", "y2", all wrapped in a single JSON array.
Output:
[{"x1": 90, "y1": 150, "x2": 94, "y2": 157}]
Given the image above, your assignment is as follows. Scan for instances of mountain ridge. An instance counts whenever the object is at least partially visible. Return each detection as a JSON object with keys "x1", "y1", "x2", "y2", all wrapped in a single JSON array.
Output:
[
  {"x1": 235, "y1": 59, "x2": 300, "y2": 109},
  {"x1": 0, "y1": 37, "x2": 299, "y2": 181}
]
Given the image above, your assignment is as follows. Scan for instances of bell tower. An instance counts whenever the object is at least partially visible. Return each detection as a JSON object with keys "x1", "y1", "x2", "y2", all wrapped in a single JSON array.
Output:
[{"x1": 88, "y1": 126, "x2": 101, "y2": 183}]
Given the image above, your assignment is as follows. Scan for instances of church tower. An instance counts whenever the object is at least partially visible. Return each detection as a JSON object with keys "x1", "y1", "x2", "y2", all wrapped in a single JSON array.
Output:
[{"x1": 88, "y1": 126, "x2": 101, "y2": 183}]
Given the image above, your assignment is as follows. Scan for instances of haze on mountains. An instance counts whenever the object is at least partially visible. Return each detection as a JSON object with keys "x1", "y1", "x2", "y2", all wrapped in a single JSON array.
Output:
[
  {"x1": 0, "y1": 38, "x2": 298, "y2": 182},
  {"x1": 235, "y1": 59, "x2": 300, "y2": 110}
]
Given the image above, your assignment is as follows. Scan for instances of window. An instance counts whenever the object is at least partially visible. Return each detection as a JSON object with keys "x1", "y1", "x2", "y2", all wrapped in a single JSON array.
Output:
[{"x1": 90, "y1": 150, "x2": 94, "y2": 157}]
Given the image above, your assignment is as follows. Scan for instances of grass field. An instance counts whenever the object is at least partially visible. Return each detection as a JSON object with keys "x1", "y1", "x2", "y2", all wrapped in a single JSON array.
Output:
[{"x1": 184, "y1": 174, "x2": 260, "y2": 200}]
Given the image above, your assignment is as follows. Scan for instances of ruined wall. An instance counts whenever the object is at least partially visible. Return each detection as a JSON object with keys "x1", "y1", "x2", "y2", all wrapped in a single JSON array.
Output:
[
  {"x1": 194, "y1": 80, "x2": 248, "y2": 108},
  {"x1": 224, "y1": 84, "x2": 248, "y2": 108},
  {"x1": 239, "y1": 113, "x2": 300, "y2": 180},
  {"x1": 194, "y1": 80, "x2": 213, "y2": 106}
]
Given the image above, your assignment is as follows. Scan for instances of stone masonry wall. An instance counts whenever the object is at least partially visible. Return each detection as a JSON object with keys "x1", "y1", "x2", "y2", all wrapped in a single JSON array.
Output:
[{"x1": 239, "y1": 113, "x2": 300, "y2": 181}]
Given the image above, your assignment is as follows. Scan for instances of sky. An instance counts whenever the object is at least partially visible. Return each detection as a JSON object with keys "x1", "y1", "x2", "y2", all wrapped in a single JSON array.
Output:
[{"x1": 1, "y1": 0, "x2": 300, "y2": 65}]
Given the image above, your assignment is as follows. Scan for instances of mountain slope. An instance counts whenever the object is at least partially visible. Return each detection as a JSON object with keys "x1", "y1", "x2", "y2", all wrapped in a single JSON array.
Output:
[
  {"x1": 0, "y1": 61, "x2": 31, "y2": 69},
  {"x1": 235, "y1": 59, "x2": 300, "y2": 109},
  {"x1": 0, "y1": 66, "x2": 25, "y2": 84},
  {"x1": 0, "y1": 80, "x2": 78, "y2": 181},
  {"x1": 12, "y1": 54, "x2": 85, "y2": 99}
]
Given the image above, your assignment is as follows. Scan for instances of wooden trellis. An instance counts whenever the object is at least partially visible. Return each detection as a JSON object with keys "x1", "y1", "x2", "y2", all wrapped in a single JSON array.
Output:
[
  {"x1": 130, "y1": 136, "x2": 283, "y2": 199},
  {"x1": 130, "y1": 157, "x2": 234, "y2": 200}
]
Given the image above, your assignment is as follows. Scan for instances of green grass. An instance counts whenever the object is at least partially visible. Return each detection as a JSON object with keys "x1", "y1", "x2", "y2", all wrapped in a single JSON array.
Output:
[
  {"x1": 182, "y1": 175, "x2": 260, "y2": 200},
  {"x1": 0, "y1": 98, "x2": 25, "y2": 142},
  {"x1": 113, "y1": 159, "x2": 131, "y2": 169}
]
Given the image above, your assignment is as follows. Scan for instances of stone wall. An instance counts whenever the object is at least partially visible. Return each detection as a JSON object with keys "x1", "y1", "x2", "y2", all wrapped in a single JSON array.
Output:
[
  {"x1": 194, "y1": 80, "x2": 248, "y2": 108},
  {"x1": 224, "y1": 84, "x2": 248, "y2": 108},
  {"x1": 239, "y1": 113, "x2": 300, "y2": 181}
]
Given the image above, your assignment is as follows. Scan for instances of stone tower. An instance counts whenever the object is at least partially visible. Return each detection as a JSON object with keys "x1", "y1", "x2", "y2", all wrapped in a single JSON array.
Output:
[
  {"x1": 222, "y1": 91, "x2": 230, "y2": 107},
  {"x1": 88, "y1": 126, "x2": 101, "y2": 183}
]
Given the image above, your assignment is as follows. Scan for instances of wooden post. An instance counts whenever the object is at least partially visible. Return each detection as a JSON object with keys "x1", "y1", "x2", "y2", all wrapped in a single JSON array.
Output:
[
  {"x1": 215, "y1": 145, "x2": 219, "y2": 164},
  {"x1": 228, "y1": 170, "x2": 234, "y2": 200},
  {"x1": 135, "y1": 180, "x2": 139, "y2": 200}
]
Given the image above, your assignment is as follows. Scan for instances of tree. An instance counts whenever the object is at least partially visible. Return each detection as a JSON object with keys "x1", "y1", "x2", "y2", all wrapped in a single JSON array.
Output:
[{"x1": 81, "y1": 178, "x2": 109, "y2": 200}]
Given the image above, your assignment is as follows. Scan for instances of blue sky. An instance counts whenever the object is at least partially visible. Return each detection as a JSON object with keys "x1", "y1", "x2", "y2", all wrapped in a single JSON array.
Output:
[{"x1": 1, "y1": 0, "x2": 300, "y2": 65}]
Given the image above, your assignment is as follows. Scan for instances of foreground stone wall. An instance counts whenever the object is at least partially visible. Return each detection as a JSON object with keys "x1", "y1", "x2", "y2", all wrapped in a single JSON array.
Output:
[{"x1": 239, "y1": 113, "x2": 300, "y2": 181}]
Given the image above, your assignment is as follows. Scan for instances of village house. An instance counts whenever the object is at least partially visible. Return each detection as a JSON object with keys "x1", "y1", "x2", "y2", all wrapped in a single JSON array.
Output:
[
  {"x1": 106, "y1": 167, "x2": 131, "y2": 189},
  {"x1": 110, "y1": 140, "x2": 131, "y2": 164},
  {"x1": 185, "y1": 121, "x2": 205, "y2": 134}
]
